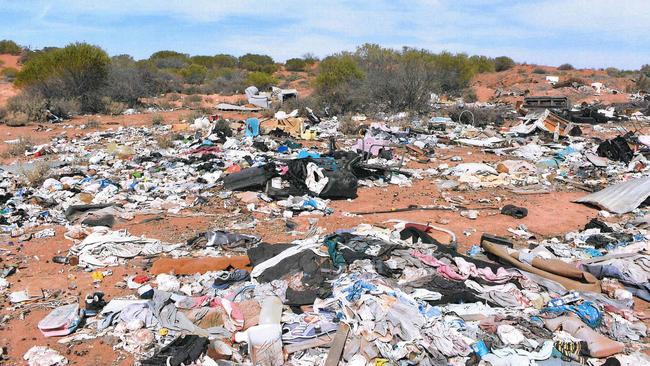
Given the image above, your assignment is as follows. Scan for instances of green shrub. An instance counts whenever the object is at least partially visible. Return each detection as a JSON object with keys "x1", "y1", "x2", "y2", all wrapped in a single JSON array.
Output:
[
  {"x1": 149, "y1": 50, "x2": 189, "y2": 69},
  {"x1": 16, "y1": 43, "x2": 110, "y2": 112},
  {"x1": 468, "y1": 55, "x2": 495, "y2": 73},
  {"x1": 558, "y1": 63, "x2": 574, "y2": 70},
  {"x1": 84, "y1": 119, "x2": 100, "y2": 129},
  {"x1": 462, "y1": 88, "x2": 478, "y2": 102},
  {"x1": 606, "y1": 67, "x2": 622, "y2": 77},
  {"x1": 1, "y1": 67, "x2": 18, "y2": 82},
  {"x1": 285, "y1": 58, "x2": 307, "y2": 71},
  {"x1": 7, "y1": 92, "x2": 48, "y2": 122},
  {"x1": 151, "y1": 114, "x2": 164, "y2": 125},
  {"x1": 212, "y1": 54, "x2": 238, "y2": 69},
  {"x1": 185, "y1": 94, "x2": 203, "y2": 103},
  {"x1": 246, "y1": 72, "x2": 278, "y2": 89},
  {"x1": 49, "y1": 98, "x2": 80, "y2": 118},
  {"x1": 179, "y1": 64, "x2": 208, "y2": 84},
  {"x1": 2, "y1": 137, "x2": 33, "y2": 157},
  {"x1": 302, "y1": 53, "x2": 319, "y2": 65},
  {"x1": 238, "y1": 53, "x2": 276, "y2": 72},
  {"x1": 315, "y1": 55, "x2": 364, "y2": 91},
  {"x1": 0, "y1": 40, "x2": 22, "y2": 55},
  {"x1": 101, "y1": 97, "x2": 126, "y2": 115},
  {"x1": 532, "y1": 67, "x2": 547, "y2": 74},
  {"x1": 494, "y1": 56, "x2": 515, "y2": 72}
]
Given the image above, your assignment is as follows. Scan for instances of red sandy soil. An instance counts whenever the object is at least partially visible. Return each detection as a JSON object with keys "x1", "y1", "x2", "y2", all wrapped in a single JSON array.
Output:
[
  {"x1": 0, "y1": 54, "x2": 20, "y2": 106},
  {"x1": 471, "y1": 64, "x2": 635, "y2": 105}
]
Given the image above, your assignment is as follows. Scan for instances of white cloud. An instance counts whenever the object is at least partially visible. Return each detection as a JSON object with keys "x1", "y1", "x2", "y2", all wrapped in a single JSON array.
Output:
[{"x1": 0, "y1": 0, "x2": 648, "y2": 68}]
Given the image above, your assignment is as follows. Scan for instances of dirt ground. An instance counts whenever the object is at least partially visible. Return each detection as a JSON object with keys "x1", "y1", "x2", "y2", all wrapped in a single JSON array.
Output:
[{"x1": 0, "y1": 60, "x2": 649, "y2": 364}]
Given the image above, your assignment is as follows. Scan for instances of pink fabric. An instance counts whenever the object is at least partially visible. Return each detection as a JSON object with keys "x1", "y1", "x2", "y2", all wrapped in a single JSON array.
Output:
[
  {"x1": 454, "y1": 257, "x2": 519, "y2": 283},
  {"x1": 211, "y1": 298, "x2": 244, "y2": 331},
  {"x1": 411, "y1": 250, "x2": 467, "y2": 281},
  {"x1": 411, "y1": 250, "x2": 518, "y2": 283}
]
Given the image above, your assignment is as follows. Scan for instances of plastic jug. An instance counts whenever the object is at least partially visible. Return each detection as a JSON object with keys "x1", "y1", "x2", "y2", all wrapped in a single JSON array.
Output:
[{"x1": 236, "y1": 296, "x2": 284, "y2": 365}]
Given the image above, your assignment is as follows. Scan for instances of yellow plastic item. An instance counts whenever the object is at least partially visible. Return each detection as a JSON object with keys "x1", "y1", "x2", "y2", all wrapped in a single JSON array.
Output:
[{"x1": 91, "y1": 271, "x2": 104, "y2": 282}]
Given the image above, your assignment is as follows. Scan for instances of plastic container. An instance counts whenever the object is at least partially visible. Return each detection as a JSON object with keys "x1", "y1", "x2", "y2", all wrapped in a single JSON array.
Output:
[
  {"x1": 235, "y1": 296, "x2": 284, "y2": 366},
  {"x1": 259, "y1": 296, "x2": 282, "y2": 324}
]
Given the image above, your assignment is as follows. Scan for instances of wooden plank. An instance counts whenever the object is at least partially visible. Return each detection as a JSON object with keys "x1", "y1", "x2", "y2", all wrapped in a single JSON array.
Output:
[{"x1": 324, "y1": 323, "x2": 350, "y2": 366}]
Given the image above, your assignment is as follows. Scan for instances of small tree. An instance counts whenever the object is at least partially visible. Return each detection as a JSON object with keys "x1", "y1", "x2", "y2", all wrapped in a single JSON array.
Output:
[
  {"x1": 0, "y1": 40, "x2": 22, "y2": 55},
  {"x1": 285, "y1": 58, "x2": 307, "y2": 71},
  {"x1": 315, "y1": 55, "x2": 364, "y2": 91},
  {"x1": 15, "y1": 43, "x2": 111, "y2": 112},
  {"x1": 239, "y1": 53, "x2": 276, "y2": 72},
  {"x1": 180, "y1": 64, "x2": 208, "y2": 84},
  {"x1": 494, "y1": 56, "x2": 515, "y2": 72},
  {"x1": 213, "y1": 54, "x2": 238, "y2": 68},
  {"x1": 558, "y1": 63, "x2": 574, "y2": 70},
  {"x1": 246, "y1": 72, "x2": 278, "y2": 89}
]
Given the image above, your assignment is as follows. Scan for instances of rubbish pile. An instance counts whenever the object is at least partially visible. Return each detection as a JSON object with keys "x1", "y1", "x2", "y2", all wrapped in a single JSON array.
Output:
[{"x1": 1, "y1": 99, "x2": 649, "y2": 365}]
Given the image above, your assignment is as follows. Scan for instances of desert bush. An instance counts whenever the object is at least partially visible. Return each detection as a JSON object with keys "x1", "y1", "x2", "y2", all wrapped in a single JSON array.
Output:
[
  {"x1": 606, "y1": 67, "x2": 622, "y2": 77},
  {"x1": 532, "y1": 67, "x2": 547, "y2": 74},
  {"x1": 494, "y1": 56, "x2": 515, "y2": 72},
  {"x1": 239, "y1": 54, "x2": 277, "y2": 72},
  {"x1": 190, "y1": 55, "x2": 217, "y2": 69},
  {"x1": 316, "y1": 54, "x2": 364, "y2": 91},
  {"x1": 203, "y1": 69, "x2": 247, "y2": 95},
  {"x1": 558, "y1": 63, "x2": 575, "y2": 70},
  {"x1": 2, "y1": 137, "x2": 32, "y2": 157},
  {"x1": 285, "y1": 58, "x2": 307, "y2": 72},
  {"x1": 167, "y1": 93, "x2": 181, "y2": 101},
  {"x1": 462, "y1": 88, "x2": 478, "y2": 103},
  {"x1": 16, "y1": 43, "x2": 111, "y2": 112},
  {"x1": 48, "y1": 98, "x2": 81, "y2": 118},
  {"x1": 1, "y1": 67, "x2": 18, "y2": 82},
  {"x1": 155, "y1": 134, "x2": 174, "y2": 148},
  {"x1": 180, "y1": 64, "x2": 208, "y2": 84},
  {"x1": 0, "y1": 107, "x2": 5, "y2": 122},
  {"x1": 0, "y1": 40, "x2": 22, "y2": 55},
  {"x1": 302, "y1": 53, "x2": 319, "y2": 65},
  {"x1": 338, "y1": 115, "x2": 360, "y2": 136},
  {"x1": 149, "y1": 50, "x2": 189, "y2": 69},
  {"x1": 21, "y1": 159, "x2": 51, "y2": 187},
  {"x1": 636, "y1": 75, "x2": 650, "y2": 92},
  {"x1": 468, "y1": 55, "x2": 495, "y2": 73},
  {"x1": 7, "y1": 92, "x2": 48, "y2": 122},
  {"x1": 101, "y1": 97, "x2": 126, "y2": 115},
  {"x1": 185, "y1": 94, "x2": 203, "y2": 103},
  {"x1": 4, "y1": 112, "x2": 29, "y2": 127},
  {"x1": 213, "y1": 54, "x2": 238, "y2": 69},
  {"x1": 246, "y1": 72, "x2": 278, "y2": 89},
  {"x1": 84, "y1": 119, "x2": 100, "y2": 129},
  {"x1": 151, "y1": 114, "x2": 164, "y2": 125}
]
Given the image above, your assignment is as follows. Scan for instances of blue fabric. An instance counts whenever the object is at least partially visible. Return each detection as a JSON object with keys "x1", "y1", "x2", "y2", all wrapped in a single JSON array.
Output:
[
  {"x1": 245, "y1": 117, "x2": 260, "y2": 137},
  {"x1": 344, "y1": 280, "x2": 376, "y2": 301},
  {"x1": 297, "y1": 150, "x2": 320, "y2": 159},
  {"x1": 583, "y1": 248, "x2": 603, "y2": 258},
  {"x1": 541, "y1": 301, "x2": 602, "y2": 328}
]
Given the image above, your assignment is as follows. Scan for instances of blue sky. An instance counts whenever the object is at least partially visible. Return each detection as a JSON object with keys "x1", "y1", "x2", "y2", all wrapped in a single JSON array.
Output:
[{"x1": 1, "y1": 0, "x2": 648, "y2": 69}]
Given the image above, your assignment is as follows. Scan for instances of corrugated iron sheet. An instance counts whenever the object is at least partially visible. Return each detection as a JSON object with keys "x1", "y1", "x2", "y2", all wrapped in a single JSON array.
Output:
[{"x1": 576, "y1": 176, "x2": 650, "y2": 214}]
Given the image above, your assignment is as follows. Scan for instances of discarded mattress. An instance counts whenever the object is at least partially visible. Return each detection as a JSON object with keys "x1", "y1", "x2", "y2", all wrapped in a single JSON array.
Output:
[{"x1": 575, "y1": 177, "x2": 650, "y2": 214}]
